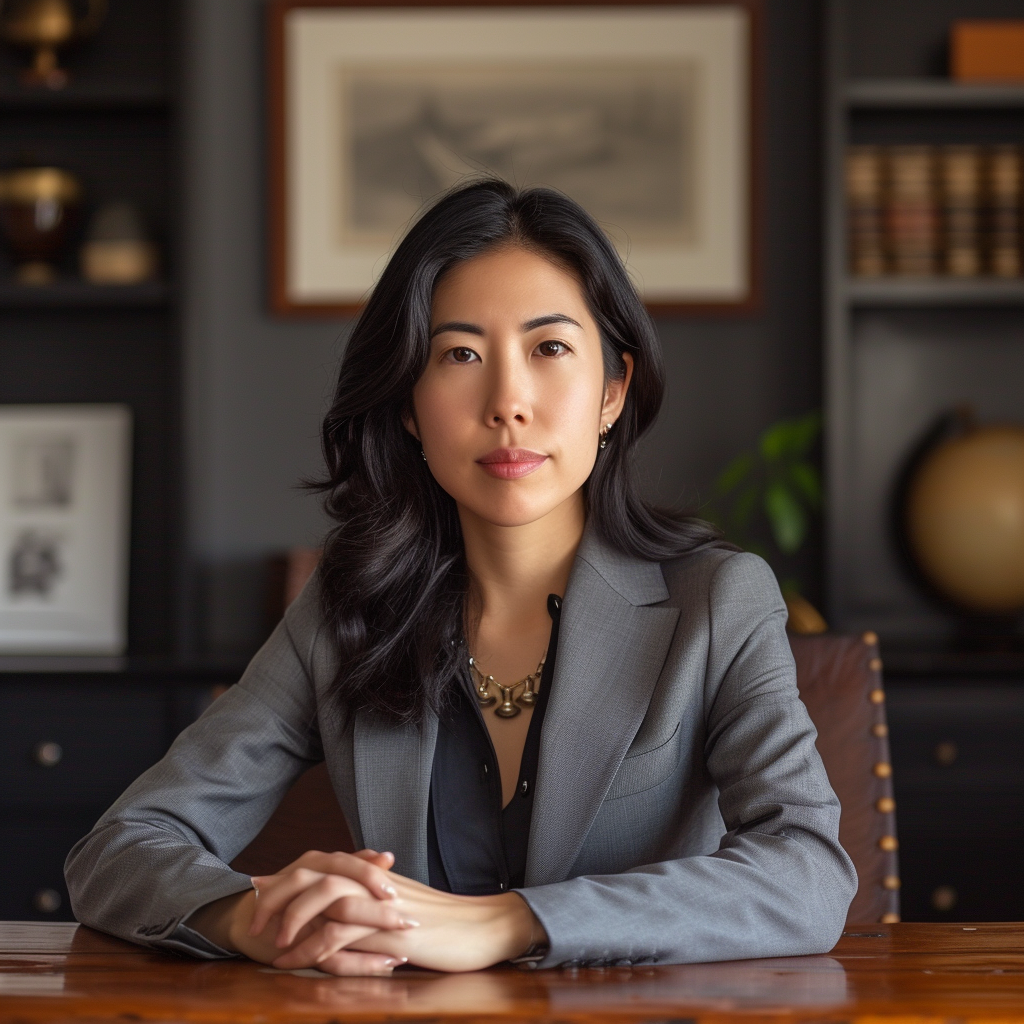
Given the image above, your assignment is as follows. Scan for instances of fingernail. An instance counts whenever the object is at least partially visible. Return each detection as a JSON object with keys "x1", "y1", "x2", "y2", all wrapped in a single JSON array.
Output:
[
  {"x1": 383, "y1": 884, "x2": 398, "y2": 898},
  {"x1": 399, "y1": 918, "x2": 421, "y2": 928},
  {"x1": 383, "y1": 956, "x2": 408, "y2": 968}
]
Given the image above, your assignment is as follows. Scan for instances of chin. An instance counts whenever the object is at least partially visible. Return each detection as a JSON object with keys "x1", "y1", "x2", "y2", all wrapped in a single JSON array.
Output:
[{"x1": 462, "y1": 496, "x2": 564, "y2": 529}]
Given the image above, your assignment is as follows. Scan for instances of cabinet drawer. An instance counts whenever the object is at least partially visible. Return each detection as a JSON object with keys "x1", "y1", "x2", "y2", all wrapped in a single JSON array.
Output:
[
  {"x1": 0, "y1": 813, "x2": 99, "y2": 921},
  {"x1": 0, "y1": 685, "x2": 165, "y2": 807},
  {"x1": 887, "y1": 686, "x2": 1024, "y2": 790}
]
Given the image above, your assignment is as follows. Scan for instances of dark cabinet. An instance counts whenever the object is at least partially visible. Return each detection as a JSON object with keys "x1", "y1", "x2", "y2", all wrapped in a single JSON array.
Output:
[
  {"x1": 887, "y1": 680, "x2": 1024, "y2": 922},
  {"x1": 0, "y1": 665, "x2": 237, "y2": 921}
]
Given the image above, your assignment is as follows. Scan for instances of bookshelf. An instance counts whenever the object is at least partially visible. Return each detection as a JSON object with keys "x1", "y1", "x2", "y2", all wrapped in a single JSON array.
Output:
[
  {"x1": 823, "y1": 0, "x2": 1024, "y2": 926},
  {"x1": 0, "y1": 1, "x2": 180, "y2": 655},
  {"x1": 823, "y1": 0, "x2": 1024, "y2": 645}
]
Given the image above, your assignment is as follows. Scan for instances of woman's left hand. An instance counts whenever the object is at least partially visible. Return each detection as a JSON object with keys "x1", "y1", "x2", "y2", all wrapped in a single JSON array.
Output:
[{"x1": 257, "y1": 849, "x2": 545, "y2": 972}]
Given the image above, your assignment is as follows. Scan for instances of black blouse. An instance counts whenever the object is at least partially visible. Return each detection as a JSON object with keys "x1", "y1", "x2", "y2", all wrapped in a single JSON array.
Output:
[{"x1": 427, "y1": 594, "x2": 562, "y2": 895}]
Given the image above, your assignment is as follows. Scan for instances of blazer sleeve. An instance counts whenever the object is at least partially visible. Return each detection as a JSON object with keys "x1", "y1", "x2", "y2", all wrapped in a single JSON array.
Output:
[
  {"x1": 64, "y1": 584, "x2": 327, "y2": 958},
  {"x1": 515, "y1": 552, "x2": 858, "y2": 968}
]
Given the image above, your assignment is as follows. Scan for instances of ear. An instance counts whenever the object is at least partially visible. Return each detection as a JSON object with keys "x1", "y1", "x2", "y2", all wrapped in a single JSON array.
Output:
[
  {"x1": 601, "y1": 352, "x2": 634, "y2": 426},
  {"x1": 402, "y1": 409, "x2": 421, "y2": 442}
]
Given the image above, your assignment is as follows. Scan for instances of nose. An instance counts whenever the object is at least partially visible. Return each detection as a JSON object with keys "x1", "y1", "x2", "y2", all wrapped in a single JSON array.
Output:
[{"x1": 483, "y1": 351, "x2": 532, "y2": 428}]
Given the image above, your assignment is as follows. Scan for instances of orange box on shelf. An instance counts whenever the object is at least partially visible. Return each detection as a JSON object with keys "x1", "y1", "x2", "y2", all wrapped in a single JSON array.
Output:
[{"x1": 951, "y1": 21, "x2": 1024, "y2": 82}]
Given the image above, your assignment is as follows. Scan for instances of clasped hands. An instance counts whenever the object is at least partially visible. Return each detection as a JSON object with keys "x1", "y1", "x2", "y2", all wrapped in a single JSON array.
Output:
[{"x1": 212, "y1": 849, "x2": 543, "y2": 976}]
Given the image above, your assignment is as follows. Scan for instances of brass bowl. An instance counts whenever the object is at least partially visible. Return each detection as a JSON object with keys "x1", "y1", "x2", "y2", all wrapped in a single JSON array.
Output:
[{"x1": 0, "y1": 166, "x2": 83, "y2": 284}]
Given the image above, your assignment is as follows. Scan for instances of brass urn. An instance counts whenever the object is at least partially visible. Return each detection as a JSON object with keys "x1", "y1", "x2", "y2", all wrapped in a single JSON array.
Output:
[
  {"x1": 0, "y1": 0, "x2": 107, "y2": 88},
  {"x1": 0, "y1": 166, "x2": 82, "y2": 284}
]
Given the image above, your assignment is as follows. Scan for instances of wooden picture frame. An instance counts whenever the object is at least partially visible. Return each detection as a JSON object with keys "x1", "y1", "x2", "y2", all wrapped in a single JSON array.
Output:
[{"x1": 269, "y1": 0, "x2": 761, "y2": 316}]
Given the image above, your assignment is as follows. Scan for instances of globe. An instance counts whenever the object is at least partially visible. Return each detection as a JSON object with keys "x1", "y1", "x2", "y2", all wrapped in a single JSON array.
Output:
[{"x1": 905, "y1": 423, "x2": 1024, "y2": 613}]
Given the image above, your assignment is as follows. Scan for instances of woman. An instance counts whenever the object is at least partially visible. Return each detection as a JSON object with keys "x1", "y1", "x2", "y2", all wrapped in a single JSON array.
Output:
[{"x1": 66, "y1": 180, "x2": 856, "y2": 976}]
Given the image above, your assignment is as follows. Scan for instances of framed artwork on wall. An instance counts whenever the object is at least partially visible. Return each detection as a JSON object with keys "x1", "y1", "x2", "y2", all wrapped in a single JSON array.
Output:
[
  {"x1": 0, "y1": 405, "x2": 132, "y2": 655},
  {"x1": 269, "y1": 0, "x2": 761, "y2": 315}
]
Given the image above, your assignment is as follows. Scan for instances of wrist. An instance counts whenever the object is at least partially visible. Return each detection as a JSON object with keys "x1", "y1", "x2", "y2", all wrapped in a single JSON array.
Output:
[
  {"x1": 188, "y1": 890, "x2": 253, "y2": 954},
  {"x1": 486, "y1": 892, "x2": 547, "y2": 962}
]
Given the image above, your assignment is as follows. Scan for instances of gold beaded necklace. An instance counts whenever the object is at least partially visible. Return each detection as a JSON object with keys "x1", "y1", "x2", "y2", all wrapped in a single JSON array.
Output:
[{"x1": 468, "y1": 653, "x2": 545, "y2": 718}]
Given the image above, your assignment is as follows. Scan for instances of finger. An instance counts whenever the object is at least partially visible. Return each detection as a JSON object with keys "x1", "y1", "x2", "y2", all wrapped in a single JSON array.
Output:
[
  {"x1": 272, "y1": 919, "x2": 380, "y2": 969},
  {"x1": 314, "y1": 950, "x2": 407, "y2": 977},
  {"x1": 321, "y1": 895, "x2": 420, "y2": 931},
  {"x1": 295, "y1": 851, "x2": 398, "y2": 901},
  {"x1": 353, "y1": 849, "x2": 395, "y2": 870},
  {"x1": 278, "y1": 881, "x2": 412, "y2": 948},
  {"x1": 250, "y1": 869, "x2": 368, "y2": 937}
]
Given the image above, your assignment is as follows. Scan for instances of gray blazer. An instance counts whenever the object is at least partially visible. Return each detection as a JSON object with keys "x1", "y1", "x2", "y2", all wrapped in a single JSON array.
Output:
[{"x1": 65, "y1": 529, "x2": 856, "y2": 968}]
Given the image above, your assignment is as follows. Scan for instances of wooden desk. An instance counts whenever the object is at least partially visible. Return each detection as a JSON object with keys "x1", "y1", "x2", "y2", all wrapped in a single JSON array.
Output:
[{"x1": 2, "y1": 921, "x2": 1024, "y2": 1022}]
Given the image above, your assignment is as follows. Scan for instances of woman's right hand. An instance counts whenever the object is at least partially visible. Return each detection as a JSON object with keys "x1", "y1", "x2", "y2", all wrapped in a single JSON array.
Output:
[{"x1": 190, "y1": 850, "x2": 415, "y2": 976}]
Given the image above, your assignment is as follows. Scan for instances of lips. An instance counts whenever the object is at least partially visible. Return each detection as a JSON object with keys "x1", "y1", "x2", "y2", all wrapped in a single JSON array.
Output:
[{"x1": 476, "y1": 447, "x2": 548, "y2": 479}]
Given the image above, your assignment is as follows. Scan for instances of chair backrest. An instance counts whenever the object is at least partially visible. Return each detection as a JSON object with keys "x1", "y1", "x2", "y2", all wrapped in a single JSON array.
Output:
[
  {"x1": 789, "y1": 631, "x2": 900, "y2": 926},
  {"x1": 233, "y1": 632, "x2": 900, "y2": 927}
]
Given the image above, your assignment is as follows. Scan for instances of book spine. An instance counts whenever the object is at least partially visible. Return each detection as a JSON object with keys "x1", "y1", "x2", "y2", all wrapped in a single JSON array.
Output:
[
  {"x1": 987, "y1": 145, "x2": 1022, "y2": 277},
  {"x1": 886, "y1": 146, "x2": 939, "y2": 276},
  {"x1": 847, "y1": 146, "x2": 886, "y2": 276},
  {"x1": 940, "y1": 145, "x2": 983, "y2": 277}
]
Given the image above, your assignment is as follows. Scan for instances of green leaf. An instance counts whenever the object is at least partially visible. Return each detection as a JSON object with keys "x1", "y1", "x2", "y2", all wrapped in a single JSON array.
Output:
[
  {"x1": 731, "y1": 483, "x2": 760, "y2": 532},
  {"x1": 758, "y1": 421, "x2": 792, "y2": 461},
  {"x1": 713, "y1": 452, "x2": 755, "y2": 495},
  {"x1": 764, "y1": 482, "x2": 807, "y2": 554},
  {"x1": 788, "y1": 461, "x2": 822, "y2": 508},
  {"x1": 758, "y1": 411, "x2": 822, "y2": 462},
  {"x1": 786, "y1": 411, "x2": 822, "y2": 457}
]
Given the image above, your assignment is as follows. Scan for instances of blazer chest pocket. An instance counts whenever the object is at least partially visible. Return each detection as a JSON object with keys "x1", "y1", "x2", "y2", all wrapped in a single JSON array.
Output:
[{"x1": 605, "y1": 723, "x2": 681, "y2": 801}]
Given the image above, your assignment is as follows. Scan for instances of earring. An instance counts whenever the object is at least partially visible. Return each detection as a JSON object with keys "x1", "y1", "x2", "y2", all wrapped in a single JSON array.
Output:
[
  {"x1": 420, "y1": 449, "x2": 427, "y2": 461},
  {"x1": 599, "y1": 423, "x2": 613, "y2": 449}
]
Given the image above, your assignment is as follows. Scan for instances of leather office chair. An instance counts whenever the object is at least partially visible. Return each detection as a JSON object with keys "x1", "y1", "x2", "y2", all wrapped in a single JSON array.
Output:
[
  {"x1": 232, "y1": 632, "x2": 900, "y2": 927},
  {"x1": 790, "y1": 630, "x2": 900, "y2": 925}
]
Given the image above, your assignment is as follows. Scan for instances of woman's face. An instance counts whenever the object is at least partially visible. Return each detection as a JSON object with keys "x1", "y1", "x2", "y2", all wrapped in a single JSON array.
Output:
[{"x1": 407, "y1": 245, "x2": 632, "y2": 529}]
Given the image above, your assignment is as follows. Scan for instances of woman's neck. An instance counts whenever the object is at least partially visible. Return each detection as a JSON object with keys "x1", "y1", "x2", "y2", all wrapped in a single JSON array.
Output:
[{"x1": 459, "y1": 492, "x2": 585, "y2": 633}]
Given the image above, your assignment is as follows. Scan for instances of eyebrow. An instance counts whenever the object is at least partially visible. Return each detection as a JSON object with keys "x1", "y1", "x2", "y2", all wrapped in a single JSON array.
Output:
[{"x1": 429, "y1": 313, "x2": 582, "y2": 339}]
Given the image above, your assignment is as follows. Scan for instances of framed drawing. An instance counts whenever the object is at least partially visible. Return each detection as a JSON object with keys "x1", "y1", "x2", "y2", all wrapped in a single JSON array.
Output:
[
  {"x1": 269, "y1": 0, "x2": 760, "y2": 315},
  {"x1": 0, "y1": 405, "x2": 132, "y2": 655}
]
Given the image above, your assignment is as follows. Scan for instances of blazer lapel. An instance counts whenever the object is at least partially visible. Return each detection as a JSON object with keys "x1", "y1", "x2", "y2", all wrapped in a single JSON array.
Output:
[
  {"x1": 352, "y1": 711, "x2": 437, "y2": 883},
  {"x1": 526, "y1": 532, "x2": 680, "y2": 886}
]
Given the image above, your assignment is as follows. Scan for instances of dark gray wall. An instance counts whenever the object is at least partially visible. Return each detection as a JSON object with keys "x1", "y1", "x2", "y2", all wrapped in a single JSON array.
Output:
[{"x1": 179, "y1": 0, "x2": 823, "y2": 654}]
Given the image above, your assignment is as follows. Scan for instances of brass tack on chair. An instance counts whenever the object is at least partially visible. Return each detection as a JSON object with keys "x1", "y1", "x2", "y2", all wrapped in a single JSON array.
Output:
[
  {"x1": 882, "y1": 875, "x2": 901, "y2": 890},
  {"x1": 879, "y1": 835, "x2": 899, "y2": 852},
  {"x1": 871, "y1": 723, "x2": 889, "y2": 738},
  {"x1": 880, "y1": 913, "x2": 900, "y2": 924},
  {"x1": 862, "y1": 630, "x2": 878, "y2": 646},
  {"x1": 876, "y1": 796, "x2": 896, "y2": 814},
  {"x1": 869, "y1": 657, "x2": 883, "y2": 672},
  {"x1": 873, "y1": 762, "x2": 892, "y2": 778},
  {"x1": 869, "y1": 688, "x2": 885, "y2": 704}
]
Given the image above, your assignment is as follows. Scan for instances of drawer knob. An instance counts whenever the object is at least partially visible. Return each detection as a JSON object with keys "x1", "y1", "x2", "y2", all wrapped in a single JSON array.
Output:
[
  {"x1": 931, "y1": 885, "x2": 958, "y2": 912},
  {"x1": 934, "y1": 741, "x2": 958, "y2": 767},
  {"x1": 33, "y1": 888, "x2": 62, "y2": 914},
  {"x1": 33, "y1": 741, "x2": 63, "y2": 768}
]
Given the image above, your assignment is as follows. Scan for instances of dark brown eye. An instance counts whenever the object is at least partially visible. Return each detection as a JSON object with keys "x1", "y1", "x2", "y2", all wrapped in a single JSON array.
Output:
[
  {"x1": 538, "y1": 340, "x2": 568, "y2": 357},
  {"x1": 449, "y1": 347, "x2": 478, "y2": 363}
]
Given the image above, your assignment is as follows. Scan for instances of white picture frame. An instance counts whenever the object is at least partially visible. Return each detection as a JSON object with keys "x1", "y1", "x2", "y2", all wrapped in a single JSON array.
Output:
[
  {"x1": 270, "y1": 1, "x2": 758, "y2": 314},
  {"x1": 0, "y1": 405, "x2": 132, "y2": 655}
]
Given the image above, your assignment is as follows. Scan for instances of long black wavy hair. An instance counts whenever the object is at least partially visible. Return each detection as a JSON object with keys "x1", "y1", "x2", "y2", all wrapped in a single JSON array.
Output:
[{"x1": 312, "y1": 179, "x2": 723, "y2": 724}]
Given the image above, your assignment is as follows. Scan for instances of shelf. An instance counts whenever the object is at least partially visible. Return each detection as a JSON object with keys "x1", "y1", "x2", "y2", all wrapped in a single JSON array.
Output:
[
  {"x1": 0, "y1": 81, "x2": 170, "y2": 112},
  {"x1": 0, "y1": 654, "x2": 246, "y2": 681},
  {"x1": 846, "y1": 79, "x2": 1024, "y2": 110},
  {"x1": 847, "y1": 277, "x2": 1024, "y2": 306},
  {"x1": 0, "y1": 280, "x2": 171, "y2": 308}
]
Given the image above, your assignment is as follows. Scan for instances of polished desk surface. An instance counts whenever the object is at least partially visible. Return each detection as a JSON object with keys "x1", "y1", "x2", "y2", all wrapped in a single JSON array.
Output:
[{"x1": 2, "y1": 921, "x2": 1024, "y2": 1023}]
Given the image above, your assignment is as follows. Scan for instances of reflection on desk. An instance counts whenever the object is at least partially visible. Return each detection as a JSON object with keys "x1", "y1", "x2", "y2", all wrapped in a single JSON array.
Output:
[{"x1": 0, "y1": 921, "x2": 1023, "y2": 1021}]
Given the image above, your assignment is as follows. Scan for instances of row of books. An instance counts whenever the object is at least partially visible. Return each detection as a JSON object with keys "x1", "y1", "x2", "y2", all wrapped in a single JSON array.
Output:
[{"x1": 847, "y1": 144, "x2": 1022, "y2": 278}]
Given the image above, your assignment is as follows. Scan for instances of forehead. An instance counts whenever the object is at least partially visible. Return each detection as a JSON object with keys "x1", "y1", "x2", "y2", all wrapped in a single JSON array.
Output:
[{"x1": 430, "y1": 246, "x2": 589, "y2": 322}]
